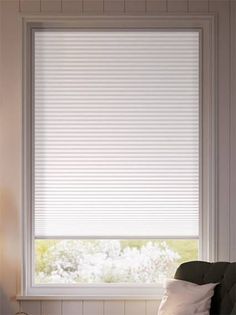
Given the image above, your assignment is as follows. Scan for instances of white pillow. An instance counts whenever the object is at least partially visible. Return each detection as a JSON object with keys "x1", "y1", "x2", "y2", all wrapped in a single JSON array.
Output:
[{"x1": 158, "y1": 279, "x2": 218, "y2": 315}]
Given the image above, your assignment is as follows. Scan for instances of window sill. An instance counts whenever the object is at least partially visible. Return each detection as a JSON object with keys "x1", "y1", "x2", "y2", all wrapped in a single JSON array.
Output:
[
  {"x1": 16, "y1": 295, "x2": 162, "y2": 301},
  {"x1": 19, "y1": 284, "x2": 164, "y2": 299}
]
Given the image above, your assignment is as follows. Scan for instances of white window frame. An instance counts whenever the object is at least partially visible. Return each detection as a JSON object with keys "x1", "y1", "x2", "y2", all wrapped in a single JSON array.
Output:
[{"x1": 21, "y1": 15, "x2": 216, "y2": 298}]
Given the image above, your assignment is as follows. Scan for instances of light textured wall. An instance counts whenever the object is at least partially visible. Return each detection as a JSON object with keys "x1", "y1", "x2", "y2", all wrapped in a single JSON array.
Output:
[{"x1": 0, "y1": 0, "x2": 236, "y2": 314}]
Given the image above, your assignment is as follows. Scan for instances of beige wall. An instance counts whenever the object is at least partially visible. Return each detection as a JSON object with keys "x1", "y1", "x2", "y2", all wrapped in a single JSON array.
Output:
[{"x1": 0, "y1": 0, "x2": 236, "y2": 314}]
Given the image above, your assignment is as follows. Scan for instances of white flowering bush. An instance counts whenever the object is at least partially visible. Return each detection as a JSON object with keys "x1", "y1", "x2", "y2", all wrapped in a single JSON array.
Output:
[{"x1": 35, "y1": 240, "x2": 180, "y2": 284}]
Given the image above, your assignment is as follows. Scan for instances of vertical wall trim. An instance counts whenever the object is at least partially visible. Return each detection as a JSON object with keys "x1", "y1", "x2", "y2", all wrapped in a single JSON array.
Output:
[
  {"x1": 209, "y1": 0, "x2": 231, "y2": 261},
  {"x1": 229, "y1": 0, "x2": 236, "y2": 261},
  {"x1": 82, "y1": 0, "x2": 84, "y2": 14},
  {"x1": 82, "y1": 300, "x2": 84, "y2": 315},
  {"x1": 229, "y1": 0, "x2": 231, "y2": 261}
]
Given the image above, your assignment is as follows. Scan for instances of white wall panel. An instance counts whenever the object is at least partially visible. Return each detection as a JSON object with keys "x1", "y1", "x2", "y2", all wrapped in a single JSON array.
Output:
[
  {"x1": 16, "y1": 299, "x2": 163, "y2": 315},
  {"x1": 83, "y1": 301, "x2": 103, "y2": 315},
  {"x1": 41, "y1": 0, "x2": 62, "y2": 12},
  {"x1": 62, "y1": 301, "x2": 83, "y2": 315},
  {"x1": 189, "y1": 0, "x2": 208, "y2": 12},
  {"x1": 104, "y1": 0, "x2": 124, "y2": 14},
  {"x1": 62, "y1": 0, "x2": 82, "y2": 13},
  {"x1": 125, "y1": 301, "x2": 146, "y2": 315},
  {"x1": 167, "y1": 0, "x2": 188, "y2": 12},
  {"x1": 104, "y1": 301, "x2": 125, "y2": 315},
  {"x1": 146, "y1": 0, "x2": 167, "y2": 14},
  {"x1": 21, "y1": 301, "x2": 41, "y2": 315},
  {"x1": 17, "y1": 299, "x2": 162, "y2": 315},
  {"x1": 146, "y1": 300, "x2": 160, "y2": 315},
  {"x1": 20, "y1": 0, "x2": 41, "y2": 12},
  {"x1": 125, "y1": 0, "x2": 146, "y2": 14},
  {"x1": 83, "y1": 0, "x2": 104, "y2": 14},
  {"x1": 42, "y1": 301, "x2": 62, "y2": 315}
]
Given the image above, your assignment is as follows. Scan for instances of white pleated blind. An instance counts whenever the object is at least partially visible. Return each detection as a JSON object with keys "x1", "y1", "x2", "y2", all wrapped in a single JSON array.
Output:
[{"x1": 34, "y1": 31, "x2": 199, "y2": 238}]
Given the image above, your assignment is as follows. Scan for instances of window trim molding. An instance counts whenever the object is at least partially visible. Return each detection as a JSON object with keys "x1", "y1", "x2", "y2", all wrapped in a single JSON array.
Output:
[{"x1": 21, "y1": 15, "x2": 217, "y2": 298}]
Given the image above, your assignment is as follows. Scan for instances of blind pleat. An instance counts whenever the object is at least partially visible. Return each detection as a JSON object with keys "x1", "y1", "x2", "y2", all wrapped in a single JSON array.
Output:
[{"x1": 34, "y1": 31, "x2": 199, "y2": 238}]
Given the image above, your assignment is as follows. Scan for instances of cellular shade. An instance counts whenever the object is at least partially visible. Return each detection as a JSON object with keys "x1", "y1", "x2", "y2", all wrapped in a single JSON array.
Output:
[{"x1": 34, "y1": 30, "x2": 199, "y2": 238}]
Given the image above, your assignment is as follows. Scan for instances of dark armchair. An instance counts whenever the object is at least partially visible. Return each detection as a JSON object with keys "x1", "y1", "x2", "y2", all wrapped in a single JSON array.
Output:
[{"x1": 174, "y1": 261, "x2": 236, "y2": 315}]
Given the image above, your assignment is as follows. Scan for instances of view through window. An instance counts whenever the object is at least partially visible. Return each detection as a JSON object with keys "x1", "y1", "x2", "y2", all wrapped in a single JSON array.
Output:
[{"x1": 35, "y1": 240, "x2": 198, "y2": 284}]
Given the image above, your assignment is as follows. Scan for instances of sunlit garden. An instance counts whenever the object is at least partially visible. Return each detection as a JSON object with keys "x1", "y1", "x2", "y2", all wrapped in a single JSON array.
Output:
[{"x1": 35, "y1": 239, "x2": 198, "y2": 284}]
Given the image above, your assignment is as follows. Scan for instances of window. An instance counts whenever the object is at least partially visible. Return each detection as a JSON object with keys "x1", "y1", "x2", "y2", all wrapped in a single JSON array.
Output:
[{"x1": 23, "y1": 18, "x2": 216, "y2": 297}]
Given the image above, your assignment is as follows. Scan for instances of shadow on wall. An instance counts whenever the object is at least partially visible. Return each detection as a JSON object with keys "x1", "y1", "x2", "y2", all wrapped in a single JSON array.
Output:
[
  {"x1": 0, "y1": 190, "x2": 21, "y2": 315},
  {"x1": 0, "y1": 288, "x2": 20, "y2": 315}
]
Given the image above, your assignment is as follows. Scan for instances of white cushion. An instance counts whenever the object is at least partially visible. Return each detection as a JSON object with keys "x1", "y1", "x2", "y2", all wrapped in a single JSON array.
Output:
[{"x1": 158, "y1": 279, "x2": 218, "y2": 315}]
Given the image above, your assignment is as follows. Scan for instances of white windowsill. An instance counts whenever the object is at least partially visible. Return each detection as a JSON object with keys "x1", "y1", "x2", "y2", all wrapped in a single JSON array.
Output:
[
  {"x1": 17, "y1": 285, "x2": 164, "y2": 300},
  {"x1": 16, "y1": 295, "x2": 162, "y2": 301}
]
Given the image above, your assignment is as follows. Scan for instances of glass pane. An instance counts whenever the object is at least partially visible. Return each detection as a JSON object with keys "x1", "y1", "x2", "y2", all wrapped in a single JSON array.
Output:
[{"x1": 35, "y1": 239, "x2": 198, "y2": 284}]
